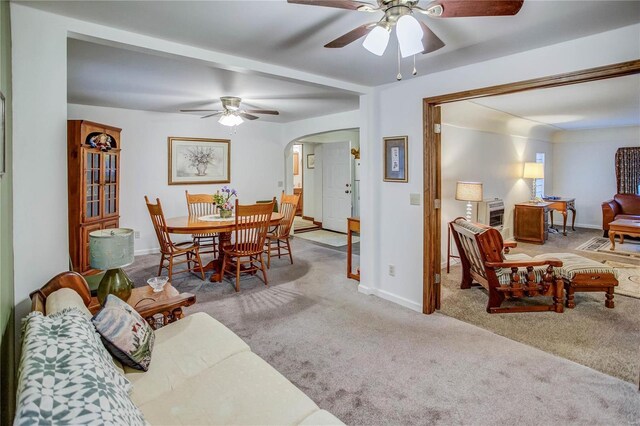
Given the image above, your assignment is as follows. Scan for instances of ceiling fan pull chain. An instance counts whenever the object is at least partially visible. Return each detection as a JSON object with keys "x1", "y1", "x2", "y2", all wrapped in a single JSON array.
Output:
[
  {"x1": 397, "y1": 46, "x2": 402, "y2": 81},
  {"x1": 412, "y1": 54, "x2": 417, "y2": 76}
]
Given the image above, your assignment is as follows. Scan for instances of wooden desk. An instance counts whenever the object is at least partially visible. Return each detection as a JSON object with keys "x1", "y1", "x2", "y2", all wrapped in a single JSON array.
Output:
[
  {"x1": 89, "y1": 284, "x2": 196, "y2": 329},
  {"x1": 543, "y1": 197, "x2": 576, "y2": 236},
  {"x1": 347, "y1": 217, "x2": 360, "y2": 281},
  {"x1": 165, "y1": 213, "x2": 284, "y2": 282},
  {"x1": 514, "y1": 202, "x2": 550, "y2": 244}
]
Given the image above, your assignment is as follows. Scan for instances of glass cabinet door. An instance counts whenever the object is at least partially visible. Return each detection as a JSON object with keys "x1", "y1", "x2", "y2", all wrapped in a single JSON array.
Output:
[
  {"x1": 84, "y1": 152, "x2": 102, "y2": 221},
  {"x1": 103, "y1": 152, "x2": 119, "y2": 217}
]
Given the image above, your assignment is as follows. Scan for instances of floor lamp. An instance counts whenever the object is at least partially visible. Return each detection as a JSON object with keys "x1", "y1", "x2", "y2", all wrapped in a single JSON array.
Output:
[{"x1": 448, "y1": 181, "x2": 483, "y2": 273}]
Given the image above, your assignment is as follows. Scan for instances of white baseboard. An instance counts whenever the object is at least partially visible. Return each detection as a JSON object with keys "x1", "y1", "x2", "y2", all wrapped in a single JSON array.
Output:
[
  {"x1": 573, "y1": 223, "x2": 601, "y2": 230},
  {"x1": 358, "y1": 285, "x2": 422, "y2": 313},
  {"x1": 135, "y1": 247, "x2": 160, "y2": 256}
]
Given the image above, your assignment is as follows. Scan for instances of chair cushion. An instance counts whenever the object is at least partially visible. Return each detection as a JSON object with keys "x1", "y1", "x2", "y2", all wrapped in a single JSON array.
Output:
[
  {"x1": 453, "y1": 218, "x2": 489, "y2": 234},
  {"x1": 15, "y1": 309, "x2": 143, "y2": 425},
  {"x1": 45, "y1": 287, "x2": 92, "y2": 318},
  {"x1": 125, "y1": 312, "x2": 250, "y2": 406},
  {"x1": 534, "y1": 253, "x2": 618, "y2": 280},
  {"x1": 299, "y1": 410, "x2": 345, "y2": 425},
  {"x1": 92, "y1": 295, "x2": 155, "y2": 371},
  {"x1": 496, "y1": 264, "x2": 549, "y2": 286},
  {"x1": 138, "y1": 351, "x2": 320, "y2": 426},
  {"x1": 614, "y1": 214, "x2": 640, "y2": 221}
]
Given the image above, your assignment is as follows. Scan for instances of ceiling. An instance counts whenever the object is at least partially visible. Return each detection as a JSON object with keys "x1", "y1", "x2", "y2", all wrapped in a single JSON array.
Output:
[
  {"x1": 67, "y1": 39, "x2": 360, "y2": 122},
  {"x1": 21, "y1": 0, "x2": 640, "y2": 86},
  {"x1": 468, "y1": 74, "x2": 640, "y2": 131}
]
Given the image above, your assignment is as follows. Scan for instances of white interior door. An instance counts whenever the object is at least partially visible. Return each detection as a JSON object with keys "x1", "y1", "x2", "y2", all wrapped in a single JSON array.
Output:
[{"x1": 322, "y1": 141, "x2": 351, "y2": 233}]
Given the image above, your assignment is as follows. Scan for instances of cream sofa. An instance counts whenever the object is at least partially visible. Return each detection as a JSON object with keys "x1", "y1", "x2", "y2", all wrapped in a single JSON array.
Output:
[{"x1": 22, "y1": 273, "x2": 343, "y2": 425}]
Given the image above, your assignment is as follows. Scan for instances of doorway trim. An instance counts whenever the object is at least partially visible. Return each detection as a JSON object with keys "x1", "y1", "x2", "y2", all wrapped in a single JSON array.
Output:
[{"x1": 422, "y1": 59, "x2": 640, "y2": 314}]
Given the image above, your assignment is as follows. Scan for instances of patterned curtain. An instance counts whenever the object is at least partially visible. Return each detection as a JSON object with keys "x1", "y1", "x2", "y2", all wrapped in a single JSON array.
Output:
[{"x1": 615, "y1": 147, "x2": 640, "y2": 194}]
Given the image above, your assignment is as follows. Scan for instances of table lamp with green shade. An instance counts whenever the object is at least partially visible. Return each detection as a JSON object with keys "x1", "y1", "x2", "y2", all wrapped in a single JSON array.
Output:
[{"x1": 89, "y1": 228, "x2": 135, "y2": 305}]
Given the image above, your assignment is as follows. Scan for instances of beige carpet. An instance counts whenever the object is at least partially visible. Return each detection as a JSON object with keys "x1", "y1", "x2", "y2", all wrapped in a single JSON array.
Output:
[
  {"x1": 442, "y1": 227, "x2": 640, "y2": 384},
  {"x1": 125, "y1": 237, "x2": 640, "y2": 424},
  {"x1": 604, "y1": 260, "x2": 640, "y2": 299}
]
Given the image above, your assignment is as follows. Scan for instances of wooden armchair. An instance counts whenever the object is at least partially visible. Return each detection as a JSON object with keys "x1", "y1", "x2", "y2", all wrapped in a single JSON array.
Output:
[
  {"x1": 185, "y1": 191, "x2": 219, "y2": 257},
  {"x1": 449, "y1": 217, "x2": 564, "y2": 314},
  {"x1": 145, "y1": 196, "x2": 205, "y2": 282},
  {"x1": 265, "y1": 192, "x2": 300, "y2": 268},
  {"x1": 221, "y1": 199, "x2": 275, "y2": 292}
]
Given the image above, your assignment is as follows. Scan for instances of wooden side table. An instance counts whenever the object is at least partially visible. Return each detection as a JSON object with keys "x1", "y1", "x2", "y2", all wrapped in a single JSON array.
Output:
[
  {"x1": 89, "y1": 284, "x2": 196, "y2": 329},
  {"x1": 514, "y1": 202, "x2": 551, "y2": 244},
  {"x1": 347, "y1": 217, "x2": 360, "y2": 281},
  {"x1": 544, "y1": 197, "x2": 576, "y2": 236}
]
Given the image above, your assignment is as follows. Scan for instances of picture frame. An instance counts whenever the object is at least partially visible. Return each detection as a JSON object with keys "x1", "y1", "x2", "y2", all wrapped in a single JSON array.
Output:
[
  {"x1": 383, "y1": 136, "x2": 408, "y2": 182},
  {"x1": 168, "y1": 137, "x2": 230, "y2": 185},
  {"x1": 0, "y1": 91, "x2": 5, "y2": 176},
  {"x1": 293, "y1": 152, "x2": 300, "y2": 175},
  {"x1": 307, "y1": 154, "x2": 315, "y2": 169}
]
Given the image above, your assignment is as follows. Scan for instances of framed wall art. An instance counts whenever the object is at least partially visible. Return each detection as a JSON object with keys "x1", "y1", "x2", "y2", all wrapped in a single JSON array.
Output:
[
  {"x1": 168, "y1": 137, "x2": 230, "y2": 185},
  {"x1": 383, "y1": 136, "x2": 408, "y2": 182},
  {"x1": 307, "y1": 154, "x2": 315, "y2": 169}
]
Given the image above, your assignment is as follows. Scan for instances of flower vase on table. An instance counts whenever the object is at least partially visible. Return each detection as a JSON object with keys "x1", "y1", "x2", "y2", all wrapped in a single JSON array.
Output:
[{"x1": 213, "y1": 186, "x2": 237, "y2": 219}]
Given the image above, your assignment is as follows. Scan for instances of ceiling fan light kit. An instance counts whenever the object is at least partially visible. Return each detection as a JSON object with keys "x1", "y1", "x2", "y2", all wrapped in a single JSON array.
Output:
[
  {"x1": 179, "y1": 96, "x2": 279, "y2": 127},
  {"x1": 288, "y1": 0, "x2": 524, "y2": 80},
  {"x1": 218, "y1": 113, "x2": 244, "y2": 127}
]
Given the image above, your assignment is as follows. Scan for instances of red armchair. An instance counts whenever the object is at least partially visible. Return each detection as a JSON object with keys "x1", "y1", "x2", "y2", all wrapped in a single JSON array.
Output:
[{"x1": 602, "y1": 194, "x2": 640, "y2": 236}]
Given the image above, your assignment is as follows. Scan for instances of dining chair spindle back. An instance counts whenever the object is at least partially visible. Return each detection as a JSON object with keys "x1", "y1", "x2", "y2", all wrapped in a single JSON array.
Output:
[
  {"x1": 185, "y1": 191, "x2": 219, "y2": 256},
  {"x1": 145, "y1": 196, "x2": 205, "y2": 281},
  {"x1": 265, "y1": 192, "x2": 300, "y2": 268}
]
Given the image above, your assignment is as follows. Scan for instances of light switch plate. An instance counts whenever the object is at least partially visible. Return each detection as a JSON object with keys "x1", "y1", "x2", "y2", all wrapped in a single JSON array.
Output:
[{"x1": 410, "y1": 193, "x2": 421, "y2": 206}]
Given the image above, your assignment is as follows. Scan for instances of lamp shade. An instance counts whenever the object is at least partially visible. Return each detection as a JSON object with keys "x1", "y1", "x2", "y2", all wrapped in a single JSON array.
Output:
[
  {"x1": 523, "y1": 162, "x2": 544, "y2": 179},
  {"x1": 89, "y1": 228, "x2": 134, "y2": 270},
  {"x1": 455, "y1": 181, "x2": 483, "y2": 202}
]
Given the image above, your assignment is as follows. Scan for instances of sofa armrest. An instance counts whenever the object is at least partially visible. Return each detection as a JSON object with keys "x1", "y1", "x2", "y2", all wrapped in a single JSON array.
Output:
[
  {"x1": 30, "y1": 272, "x2": 92, "y2": 314},
  {"x1": 602, "y1": 199, "x2": 620, "y2": 231}
]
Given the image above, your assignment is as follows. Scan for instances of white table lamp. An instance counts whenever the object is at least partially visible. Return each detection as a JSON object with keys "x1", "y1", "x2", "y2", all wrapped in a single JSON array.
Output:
[
  {"x1": 523, "y1": 162, "x2": 544, "y2": 201},
  {"x1": 455, "y1": 181, "x2": 483, "y2": 221}
]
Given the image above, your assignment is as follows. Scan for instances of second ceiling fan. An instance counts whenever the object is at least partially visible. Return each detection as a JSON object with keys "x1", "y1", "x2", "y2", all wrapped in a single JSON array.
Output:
[
  {"x1": 288, "y1": 0, "x2": 525, "y2": 58},
  {"x1": 181, "y1": 96, "x2": 279, "y2": 127}
]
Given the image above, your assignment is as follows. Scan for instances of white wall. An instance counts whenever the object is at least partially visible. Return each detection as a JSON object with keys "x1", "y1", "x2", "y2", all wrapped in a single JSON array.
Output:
[
  {"x1": 68, "y1": 104, "x2": 283, "y2": 254},
  {"x1": 364, "y1": 23, "x2": 640, "y2": 312},
  {"x1": 552, "y1": 126, "x2": 640, "y2": 228}
]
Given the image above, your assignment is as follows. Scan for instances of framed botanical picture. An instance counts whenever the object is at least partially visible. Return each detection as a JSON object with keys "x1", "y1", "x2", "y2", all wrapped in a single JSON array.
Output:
[
  {"x1": 0, "y1": 91, "x2": 5, "y2": 176},
  {"x1": 307, "y1": 154, "x2": 315, "y2": 169},
  {"x1": 383, "y1": 136, "x2": 408, "y2": 182},
  {"x1": 168, "y1": 137, "x2": 230, "y2": 185},
  {"x1": 293, "y1": 152, "x2": 300, "y2": 175}
]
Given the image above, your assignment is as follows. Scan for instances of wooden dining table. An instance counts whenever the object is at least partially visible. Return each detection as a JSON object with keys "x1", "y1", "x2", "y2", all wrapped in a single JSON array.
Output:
[{"x1": 165, "y1": 212, "x2": 283, "y2": 282}]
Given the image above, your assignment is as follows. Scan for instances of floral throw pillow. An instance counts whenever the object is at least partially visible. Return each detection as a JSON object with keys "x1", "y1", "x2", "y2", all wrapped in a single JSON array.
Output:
[{"x1": 92, "y1": 295, "x2": 155, "y2": 371}]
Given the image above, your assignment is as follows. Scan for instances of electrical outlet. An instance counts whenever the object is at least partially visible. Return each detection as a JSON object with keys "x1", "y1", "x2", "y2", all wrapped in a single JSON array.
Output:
[
  {"x1": 134, "y1": 231, "x2": 140, "y2": 239},
  {"x1": 388, "y1": 265, "x2": 395, "y2": 277}
]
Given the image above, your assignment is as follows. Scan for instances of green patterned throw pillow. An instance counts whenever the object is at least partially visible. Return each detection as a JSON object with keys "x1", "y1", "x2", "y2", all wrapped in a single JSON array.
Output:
[
  {"x1": 15, "y1": 308, "x2": 145, "y2": 425},
  {"x1": 92, "y1": 295, "x2": 155, "y2": 371}
]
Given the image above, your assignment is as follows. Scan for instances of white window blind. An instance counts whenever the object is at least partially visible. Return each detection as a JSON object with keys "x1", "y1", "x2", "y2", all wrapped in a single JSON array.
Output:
[{"x1": 535, "y1": 153, "x2": 545, "y2": 198}]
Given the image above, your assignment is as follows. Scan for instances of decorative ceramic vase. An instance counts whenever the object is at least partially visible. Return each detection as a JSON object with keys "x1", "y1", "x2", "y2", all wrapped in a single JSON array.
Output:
[
  {"x1": 196, "y1": 162, "x2": 208, "y2": 176},
  {"x1": 220, "y1": 208, "x2": 233, "y2": 218}
]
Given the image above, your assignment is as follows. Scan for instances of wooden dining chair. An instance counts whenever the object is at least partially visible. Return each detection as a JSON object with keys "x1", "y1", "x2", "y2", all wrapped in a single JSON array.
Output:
[
  {"x1": 145, "y1": 196, "x2": 205, "y2": 282},
  {"x1": 221, "y1": 199, "x2": 275, "y2": 292},
  {"x1": 265, "y1": 192, "x2": 300, "y2": 268},
  {"x1": 185, "y1": 191, "x2": 219, "y2": 257}
]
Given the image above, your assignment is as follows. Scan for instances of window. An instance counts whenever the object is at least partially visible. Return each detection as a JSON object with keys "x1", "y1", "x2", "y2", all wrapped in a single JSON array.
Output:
[{"x1": 535, "y1": 153, "x2": 545, "y2": 198}]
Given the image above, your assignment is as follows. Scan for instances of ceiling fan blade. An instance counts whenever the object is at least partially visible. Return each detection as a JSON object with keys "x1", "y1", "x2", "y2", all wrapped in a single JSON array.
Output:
[
  {"x1": 325, "y1": 23, "x2": 376, "y2": 48},
  {"x1": 425, "y1": 0, "x2": 524, "y2": 17},
  {"x1": 240, "y1": 113, "x2": 259, "y2": 120},
  {"x1": 419, "y1": 21, "x2": 445, "y2": 54},
  {"x1": 245, "y1": 109, "x2": 280, "y2": 115},
  {"x1": 287, "y1": 0, "x2": 376, "y2": 11},
  {"x1": 180, "y1": 109, "x2": 220, "y2": 112},
  {"x1": 201, "y1": 112, "x2": 224, "y2": 119}
]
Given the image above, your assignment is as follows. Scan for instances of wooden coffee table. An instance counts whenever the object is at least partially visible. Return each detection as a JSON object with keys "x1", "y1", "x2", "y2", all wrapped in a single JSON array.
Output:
[
  {"x1": 89, "y1": 284, "x2": 196, "y2": 329},
  {"x1": 608, "y1": 219, "x2": 640, "y2": 251}
]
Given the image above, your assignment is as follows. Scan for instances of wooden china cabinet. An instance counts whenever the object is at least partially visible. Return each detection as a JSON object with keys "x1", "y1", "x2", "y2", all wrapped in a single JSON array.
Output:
[{"x1": 67, "y1": 120, "x2": 122, "y2": 273}]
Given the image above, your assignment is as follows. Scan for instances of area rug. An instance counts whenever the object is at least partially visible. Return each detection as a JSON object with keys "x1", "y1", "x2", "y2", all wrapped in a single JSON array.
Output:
[
  {"x1": 576, "y1": 236, "x2": 640, "y2": 258},
  {"x1": 603, "y1": 260, "x2": 640, "y2": 299},
  {"x1": 294, "y1": 229, "x2": 358, "y2": 247}
]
